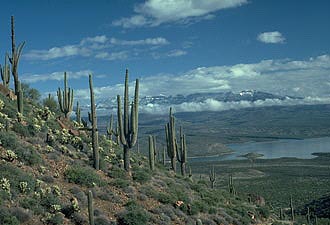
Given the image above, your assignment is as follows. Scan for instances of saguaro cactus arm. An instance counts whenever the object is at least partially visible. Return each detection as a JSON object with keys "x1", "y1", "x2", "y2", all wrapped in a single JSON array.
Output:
[{"x1": 0, "y1": 54, "x2": 11, "y2": 87}]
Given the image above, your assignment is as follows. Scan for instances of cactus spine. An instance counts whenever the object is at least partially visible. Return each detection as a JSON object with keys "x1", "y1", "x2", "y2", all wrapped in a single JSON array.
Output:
[
  {"x1": 89, "y1": 74, "x2": 99, "y2": 170},
  {"x1": 0, "y1": 54, "x2": 10, "y2": 88},
  {"x1": 117, "y1": 69, "x2": 139, "y2": 172},
  {"x1": 176, "y1": 126, "x2": 187, "y2": 176},
  {"x1": 148, "y1": 135, "x2": 155, "y2": 170},
  {"x1": 165, "y1": 107, "x2": 177, "y2": 172},
  {"x1": 57, "y1": 72, "x2": 74, "y2": 119},
  {"x1": 9, "y1": 16, "x2": 25, "y2": 95},
  {"x1": 76, "y1": 101, "x2": 81, "y2": 124},
  {"x1": 17, "y1": 81, "x2": 23, "y2": 119},
  {"x1": 87, "y1": 190, "x2": 94, "y2": 225},
  {"x1": 209, "y1": 166, "x2": 216, "y2": 189}
]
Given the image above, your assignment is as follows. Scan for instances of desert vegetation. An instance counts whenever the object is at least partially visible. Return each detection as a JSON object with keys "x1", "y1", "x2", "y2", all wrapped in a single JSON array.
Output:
[{"x1": 0, "y1": 15, "x2": 329, "y2": 225}]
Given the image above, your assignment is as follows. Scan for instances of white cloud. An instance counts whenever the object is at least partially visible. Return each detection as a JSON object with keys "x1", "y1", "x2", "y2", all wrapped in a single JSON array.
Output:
[
  {"x1": 113, "y1": 0, "x2": 248, "y2": 28},
  {"x1": 257, "y1": 31, "x2": 285, "y2": 44},
  {"x1": 24, "y1": 35, "x2": 170, "y2": 61},
  {"x1": 109, "y1": 37, "x2": 169, "y2": 45},
  {"x1": 167, "y1": 49, "x2": 187, "y2": 57},
  {"x1": 22, "y1": 70, "x2": 93, "y2": 83}
]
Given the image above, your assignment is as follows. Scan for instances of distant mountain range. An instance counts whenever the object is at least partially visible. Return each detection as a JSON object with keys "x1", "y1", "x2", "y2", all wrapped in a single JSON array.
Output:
[{"x1": 83, "y1": 90, "x2": 301, "y2": 115}]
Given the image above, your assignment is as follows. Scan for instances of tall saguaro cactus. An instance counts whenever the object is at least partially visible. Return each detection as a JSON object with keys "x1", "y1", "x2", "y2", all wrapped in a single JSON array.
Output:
[
  {"x1": 117, "y1": 69, "x2": 139, "y2": 173},
  {"x1": 0, "y1": 54, "x2": 10, "y2": 88},
  {"x1": 165, "y1": 107, "x2": 177, "y2": 172},
  {"x1": 75, "y1": 101, "x2": 81, "y2": 125},
  {"x1": 148, "y1": 135, "x2": 155, "y2": 171},
  {"x1": 176, "y1": 126, "x2": 187, "y2": 176},
  {"x1": 87, "y1": 190, "x2": 94, "y2": 225},
  {"x1": 89, "y1": 74, "x2": 99, "y2": 170},
  {"x1": 57, "y1": 72, "x2": 74, "y2": 119},
  {"x1": 209, "y1": 166, "x2": 216, "y2": 189},
  {"x1": 9, "y1": 16, "x2": 25, "y2": 95}
]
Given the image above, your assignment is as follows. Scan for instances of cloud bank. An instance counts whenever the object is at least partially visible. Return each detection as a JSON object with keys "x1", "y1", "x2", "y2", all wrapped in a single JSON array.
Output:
[{"x1": 113, "y1": 0, "x2": 248, "y2": 28}]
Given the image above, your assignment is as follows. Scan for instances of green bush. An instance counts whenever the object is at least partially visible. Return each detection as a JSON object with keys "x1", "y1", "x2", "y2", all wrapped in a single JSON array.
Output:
[
  {"x1": 132, "y1": 167, "x2": 151, "y2": 184},
  {"x1": 65, "y1": 165, "x2": 106, "y2": 187},
  {"x1": 12, "y1": 123, "x2": 33, "y2": 137},
  {"x1": 108, "y1": 166, "x2": 128, "y2": 179},
  {"x1": 117, "y1": 201, "x2": 150, "y2": 225},
  {"x1": 0, "y1": 131, "x2": 18, "y2": 149},
  {"x1": 111, "y1": 178, "x2": 130, "y2": 188},
  {"x1": 257, "y1": 206, "x2": 270, "y2": 219},
  {"x1": 19, "y1": 197, "x2": 43, "y2": 215},
  {"x1": 0, "y1": 207, "x2": 20, "y2": 225},
  {"x1": 14, "y1": 145, "x2": 42, "y2": 166},
  {"x1": 0, "y1": 163, "x2": 35, "y2": 197}
]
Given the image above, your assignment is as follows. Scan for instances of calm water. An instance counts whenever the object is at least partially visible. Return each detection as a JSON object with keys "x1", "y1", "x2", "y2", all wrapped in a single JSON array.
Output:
[{"x1": 190, "y1": 137, "x2": 330, "y2": 162}]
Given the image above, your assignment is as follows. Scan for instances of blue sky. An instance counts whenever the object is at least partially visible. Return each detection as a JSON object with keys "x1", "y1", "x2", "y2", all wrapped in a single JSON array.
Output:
[{"x1": 1, "y1": 0, "x2": 330, "y2": 112}]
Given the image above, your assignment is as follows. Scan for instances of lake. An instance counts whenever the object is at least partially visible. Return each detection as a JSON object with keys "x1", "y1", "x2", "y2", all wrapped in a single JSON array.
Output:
[{"x1": 190, "y1": 136, "x2": 330, "y2": 162}]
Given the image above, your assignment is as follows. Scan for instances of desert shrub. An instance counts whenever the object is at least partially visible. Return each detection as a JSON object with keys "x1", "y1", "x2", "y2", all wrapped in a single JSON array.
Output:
[
  {"x1": 12, "y1": 122, "x2": 33, "y2": 137},
  {"x1": 111, "y1": 178, "x2": 130, "y2": 188},
  {"x1": 71, "y1": 212, "x2": 88, "y2": 225},
  {"x1": 0, "y1": 207, "x2": 20, "y2": 225},
  {"x1": 132, "y1": 167, "x2": 151, "y2": 184},
  {"x1": 190, "y1": 200, "x2": 209, "y2": 215},
  {"x1": 45, "y1": 212, "x2": 64, "y2": 225},
  {"x1": 117, "y1": 201, "x2": 150, "y2": 225},
  {"x1": 95, "y1": 215, "x2": 112, "y2": 225},
  {"x1": 0, "y1": 163, "x2": 35, "y2": 197},
  {"x1": 14, "y1": 145, "x2": 42, "y2": 165},
  {"x1": 40, "y1": 192, "x2": 61, "y2": 211},
  {"x1": 256, "y1": 206, "x2": 270, "y2": 218},
  {"x1": 19, "y1": 197, "x2": 43, "y2": 215},
  {"x1": 9, "y1": 207, "x2": 32, "y2": 223},
  {"x1": 65, "y1": 165, "x2": 106, "y2": 187},
  {"x1": 0, "y1": 131, "x2": 18, "y2": 148},
  {"x1": 108, "y1": 166, "x2": 127, "y2": 179}
]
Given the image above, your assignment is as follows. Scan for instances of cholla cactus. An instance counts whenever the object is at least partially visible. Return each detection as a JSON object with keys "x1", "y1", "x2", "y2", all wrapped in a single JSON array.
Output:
[
  {"x1": 51, "y1": 204, "x2": 62, "y2": 212},
  {"x1": 71, "y1": 197, "x2": 80, "y2": 212},
  {"x1": 19, "y1": 181, "x2": 29, "y2": 193},
  {"x1": 5, "y1": 150, "x2": 17, "y2": 162},
  {"x1": 0, "y1": 178, "x2": 11, "y2": 195},
  {"x1": 0, "y1": 99, "x2": 4, "y2": 110},
  {"x1": 52, "y1": 185, "x2": 61, "y2": 196}
]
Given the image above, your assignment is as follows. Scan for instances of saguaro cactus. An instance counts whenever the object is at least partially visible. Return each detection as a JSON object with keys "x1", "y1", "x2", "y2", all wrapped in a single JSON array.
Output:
[
  {"x1": 176, "y1": 126, "x2": 187, "y2": 176},
  {"x1": 89, "y1": 74, "x2": 99, "y2": 170},
  {"x1": 165, "y1": 107, "x2": 177, "y2": 172},
  {"x1": 229, "y1": 174, "x2": 236, "y2": 195},
  {"x1": 290, "y1": 196, "x2": 295, "y2": 222},
  {"x1": 0, "y1": 54, "x2": 10, "y2": 88},
  {"x1": 75, "y1": 101, "x2": 81, "y2": 125},
  {"x1": 9, "y1": 16, "x2": 25, "y2": 95},
  {"x1": 209, "y1": 166, "x2": 216, "y2": 189},
  {"x1": 57, "y1": 72, "x2": 74, "y2": 119},
  {"x1": 87, "y1": 190, "x2": 94, "y2": 225},
  {"x1": 117, "y1": 69, "x2": 139, "y2": 172},
  {"x1": 148, "y1": 135, "x2": 155, "y2": 170}
]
